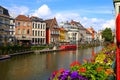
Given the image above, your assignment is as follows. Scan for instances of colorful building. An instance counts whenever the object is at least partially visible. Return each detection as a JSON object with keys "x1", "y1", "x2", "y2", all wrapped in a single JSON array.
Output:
[
  {"x1": 86, "y1": 29, "x2": 92, "y2": 43},
  {"x1": 61, "y1": 21, "x2": 79, "y2": 44},
  {"x1": 30, "y1": 16, "x2": 46, "y2": 45},
  {"x1": 70, "y1": 20, "x2": 86, "y2": 42},
  {"x1": 87, "y1": 27, "x2": 95, "y2": 40},
  {"x1": 59, "y1": 27, "x2": 67, "y2": 42},
  {"x1": 45, "y1": 17, "x2": 60, "y2": 44},
  {"x1": 15, "y1": 15, "x2": 32, "y2": 45}
]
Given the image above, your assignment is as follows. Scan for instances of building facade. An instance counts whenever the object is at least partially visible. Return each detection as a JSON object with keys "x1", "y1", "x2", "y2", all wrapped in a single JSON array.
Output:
[
  {"x1": 61, "y1": 22, "x2": 79, "y2": 44},
  {"x1": 9, "y1": 18, "x2": 16, "y2": 44},
  {"x1": 45, "y1": 17, "x2": 60, "y2": 44},
  {"x1": 0, "y1": 6, "x2": 11, "y2": 46},
  {"x1": 15, "y1": 15, "x2": 32, "y2": 45},
  {"x1": 70, "y1": 20, "x2": 86, "y2": 43},
  {"x1": 86, "y1": 29, "x2": 92, "y2": 43},
  {"x1": 59, "y1": 27, "x2": 66, "y2": 42},
  {"x1": 30, "y1": 16, "x2": 46, "y2": 45}
]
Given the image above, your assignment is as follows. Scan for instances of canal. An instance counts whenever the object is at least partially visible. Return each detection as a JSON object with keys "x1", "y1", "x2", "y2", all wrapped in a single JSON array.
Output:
[{"x1": 0, "y1": 46, "x2": 103, "y2": 80}]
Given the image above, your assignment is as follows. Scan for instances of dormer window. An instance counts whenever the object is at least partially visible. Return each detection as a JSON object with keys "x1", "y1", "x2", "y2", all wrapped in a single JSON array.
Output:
[{"x1": 0, "y1": 9, "x2": 3, "y2": 14}]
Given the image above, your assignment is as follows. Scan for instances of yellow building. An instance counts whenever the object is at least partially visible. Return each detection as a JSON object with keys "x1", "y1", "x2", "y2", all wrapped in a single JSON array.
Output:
[{"x1": 59, "y1": 27, "x2": 66, "y2": 42}]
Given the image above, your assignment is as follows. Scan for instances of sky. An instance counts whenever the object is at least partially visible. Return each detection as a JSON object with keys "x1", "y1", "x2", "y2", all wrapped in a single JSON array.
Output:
[{"x1": 0, "y1": 0, "x2": 115, "y2": 31}]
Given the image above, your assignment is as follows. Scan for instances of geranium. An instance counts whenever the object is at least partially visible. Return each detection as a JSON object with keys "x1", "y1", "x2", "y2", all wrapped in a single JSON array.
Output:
[
  {"x1": 70, "y1": 60, "x2": 81, "y2": 67},
  {"x1": 59, "y1": 68, "x2": 64, "y2": 73},
  {"x1": 79, "y1": 67, "x2": 86, "y2": 72},
  {"x1": 96, "y1": 67, "x2": 103, "y2": 72}
]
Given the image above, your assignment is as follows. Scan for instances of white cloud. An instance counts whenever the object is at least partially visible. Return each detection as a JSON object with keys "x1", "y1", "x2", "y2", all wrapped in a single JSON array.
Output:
[
  {"x1": 102, "y1": 19, "x2": 115, "y2": 29},
  {"x1": 55, "y1": 12, "x2": 80, "y2": 23},
  {"x1": 53, "y1": 12, "x2": 115, "y2": 32},
  {"x1": 31, "y1": 4, "x2": 51, "y2": 17},
  {"x1": 7, "y1": 4, "x2": 115, "y2": 32},
  {"x1": 9, "y1": 6, "x2": 29, "y2": 18}
]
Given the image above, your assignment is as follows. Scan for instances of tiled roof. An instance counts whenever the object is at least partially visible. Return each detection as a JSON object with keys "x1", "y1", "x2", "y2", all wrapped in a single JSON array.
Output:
[
  {"x1": 70, "y1": 20, "x2": 86, "y2": 30},
  {"x1": 59, "y1": 27, "x2": 65, "y2": 31},
  {"x1": 30, "y1": 16, "x2": 44, "y2": 22},
  {"x1": 15, "y1": 15, "x2": 30, "y2": 21},
  {"x1": 86, "y1": 29, "x2": 91, "y2": 34},
  {"x1": 87, "y1": 28, "x2": 95, "y2": 33},
  {"x1": 45, "y1": 19, "x2": 53, "y2": 27}
]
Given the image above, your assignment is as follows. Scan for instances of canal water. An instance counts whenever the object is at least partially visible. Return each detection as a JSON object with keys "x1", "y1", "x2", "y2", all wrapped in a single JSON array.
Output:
[{"x1": 0, "y1": 46, "x2": 103, "y2": 80}]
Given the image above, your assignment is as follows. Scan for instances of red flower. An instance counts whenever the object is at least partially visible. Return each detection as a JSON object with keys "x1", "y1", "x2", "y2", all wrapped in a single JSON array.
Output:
[
  {"x1": 59, "y1": 68, "x2": 64, "y2": 73},
  {"x1": 70, "y1": 61, "x2": 81, "y2": 67},
  {"x1": 53, "y1": 70, "x2": 58, "y2": 75},
  {"x1": 79, "y1": 67, "x2": 86, "y2": 72},
  {"x1": 96, "y1": 67, "x2": 103, "y2": 72}
]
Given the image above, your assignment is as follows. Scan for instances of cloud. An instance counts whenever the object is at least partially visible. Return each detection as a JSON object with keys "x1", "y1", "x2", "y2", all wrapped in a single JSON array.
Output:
[
  {"x1": 102, "y1": 19, "x2": 115, "y2": 29},
  {"x1": 55, "y1": 12, "x2": 81, "y2": 22},
  {"x1": 9, "y1": 6, "x2": 29, "y2": 18},
  {"x1": 53, "y1": 11, "x2": 115, "y2": 32},
  {"x1": 7, "y1": 4, "x2": 115, "y2": 32},
  {"x1": 31, "y1": 4, "x2": 51, "y2": 18}
]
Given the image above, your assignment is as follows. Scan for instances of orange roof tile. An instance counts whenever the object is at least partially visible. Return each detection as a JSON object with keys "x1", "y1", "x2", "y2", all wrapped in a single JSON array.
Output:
[{"x1": 15, "y1": 15, "x2": 30, "y2": 21}]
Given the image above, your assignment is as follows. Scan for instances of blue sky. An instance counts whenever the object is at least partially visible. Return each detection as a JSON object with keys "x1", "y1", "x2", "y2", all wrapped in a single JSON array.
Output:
[{"x1": 0, "y1": 0, "x2": 115, "y2": 31}]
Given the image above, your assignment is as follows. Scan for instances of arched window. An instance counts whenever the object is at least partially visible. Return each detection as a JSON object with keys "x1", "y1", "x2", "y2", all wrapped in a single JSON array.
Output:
[{"x1": 18, "y1": 29, "x2": 20, "y2": 34}]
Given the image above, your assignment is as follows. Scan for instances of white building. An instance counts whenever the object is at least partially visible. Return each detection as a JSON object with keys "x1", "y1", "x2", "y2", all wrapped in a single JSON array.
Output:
[
  {"x1": 30, "y1": 16, "x2": 46, "y2": 45},
  {"x1": 70, "y1": 20, "x2": 86, "y2": 43},
  {"x1": 60, "y1": 22, "x2": 79, "y2": 44},
  {"x1": 86, "y1": 29, "x2": 92, "y2": 43}
]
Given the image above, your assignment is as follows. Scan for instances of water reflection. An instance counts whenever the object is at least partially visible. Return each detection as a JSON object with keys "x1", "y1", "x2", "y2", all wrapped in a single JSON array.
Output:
[{"x1": 0, "y1": 46, "x2": 103, "y2": 80}]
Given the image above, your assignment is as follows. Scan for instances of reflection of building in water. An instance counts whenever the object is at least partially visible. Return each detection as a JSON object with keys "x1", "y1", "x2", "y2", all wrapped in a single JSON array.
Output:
[{"x1": 92, "y1": 48, "x2": 95, "y2": 57}]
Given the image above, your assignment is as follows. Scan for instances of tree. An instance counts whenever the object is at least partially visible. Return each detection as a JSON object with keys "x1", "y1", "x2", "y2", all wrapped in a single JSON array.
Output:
[{"x1": 102, "y1": 28, "x2": 113, "y2": 42}]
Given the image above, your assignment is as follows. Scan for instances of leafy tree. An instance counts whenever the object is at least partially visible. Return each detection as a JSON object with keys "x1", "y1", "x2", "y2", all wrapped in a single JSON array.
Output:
[{"x1": 102, "y1": 28, "x2": 113, "y2": 42}]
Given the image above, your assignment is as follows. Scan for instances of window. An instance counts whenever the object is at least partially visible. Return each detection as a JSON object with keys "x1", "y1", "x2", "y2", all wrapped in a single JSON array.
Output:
[
  {"x1": 18, "y1": 29, "x2": 20, "y2": 34},
  {"x1": 0, "y1": 18, "x2": 2, "y2": 23},
  {"x1": 43, "y1": 24, "x2": 45, "y2": 29},
  {"x1": 38, "y1": 31, "x2": 40, "y2": 36},
  {"x1": 33, "y1": 23, "x2": 34, "y2": 28},
  {"x1": 22, "y1": 29, "x2": 26, "y2": 35},
  {"x1": 0, "y1": 9, "x2": 3, "y2": 14},
  {"x1": 33, "y1": 30, "x2": 34, "y2": 36},
  {"x1": 35, "y1": 31, "x2": 37, "y2": 36},
  {"x1": 41, "y1": 31, "x2": 42, "y2": 36},
  {"x1": 38, "y1": 24, "x2": 40, "y2": 29},
  {"x1": 23, "y1": 22, "x2": 26, "y2": 26},
  {"x1": 18, "y1": 22, "x2": 20, "y2": 26},
  {"x1": 28, "y1": 22, "x2": 30, "y2": 26},
  {"x1": 41, "y1": 24, "x2": 43, "y2": 29},
  {"x1": 27, "y1": 29, "x2": 30, "y2": 34},
  {"x1": 35, "y1": 24, "x2": 37, "y2": 28}
]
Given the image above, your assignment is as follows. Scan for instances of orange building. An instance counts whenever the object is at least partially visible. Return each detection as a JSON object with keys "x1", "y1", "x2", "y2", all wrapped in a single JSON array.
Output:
[
  {"x1": 87, "y1": 27, "x2": 95, "y2": 40},
  {"x1": 15, "y1": 15, "x2": 32, "y2": 45}
]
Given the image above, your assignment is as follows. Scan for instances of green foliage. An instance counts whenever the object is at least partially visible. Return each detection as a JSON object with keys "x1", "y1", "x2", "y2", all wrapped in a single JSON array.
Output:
[{"x1": 102, "y1": 28, "x2": 113, "y2": 42}]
